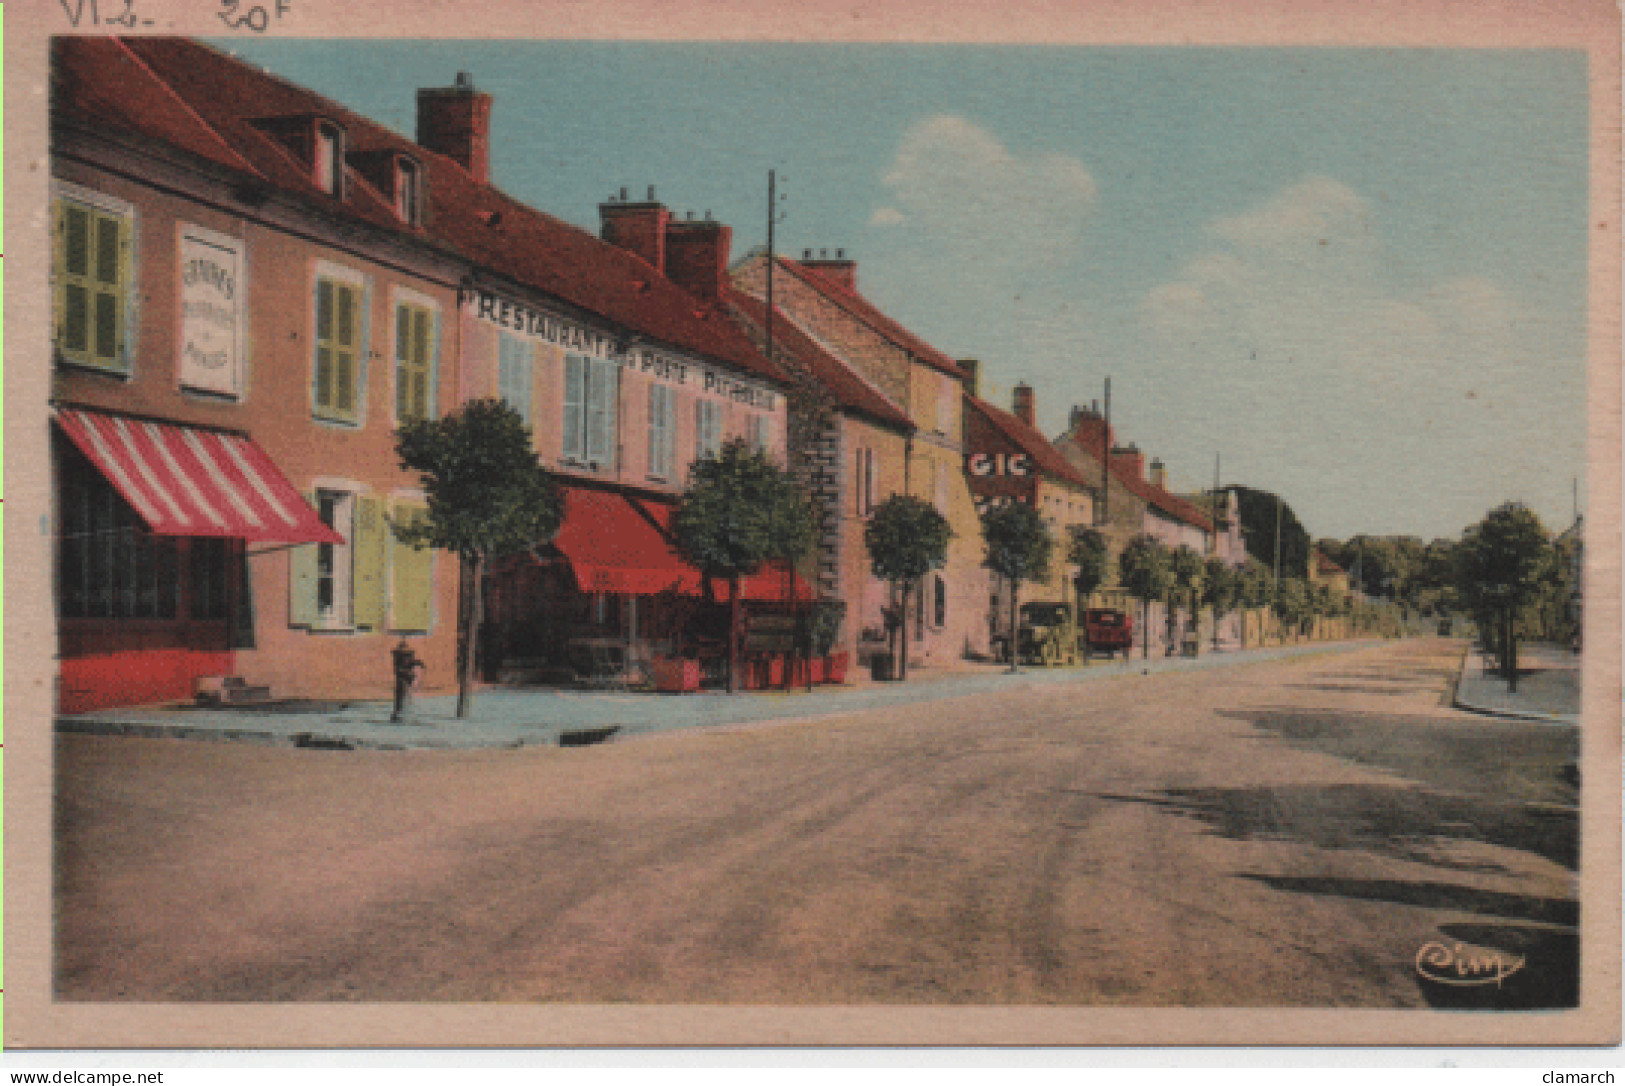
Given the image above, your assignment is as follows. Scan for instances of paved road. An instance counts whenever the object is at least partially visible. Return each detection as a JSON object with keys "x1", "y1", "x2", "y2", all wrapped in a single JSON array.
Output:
[{"x1": 55, "y1": 638, "x2": 1578, "y2": 1007}]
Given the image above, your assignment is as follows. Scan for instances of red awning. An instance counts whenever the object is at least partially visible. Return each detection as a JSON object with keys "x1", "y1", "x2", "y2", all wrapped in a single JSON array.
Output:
[
  {"x1": 550, "y1": 488, "x2": 814, "y2": 603},
  {"x1": 552, "y1": 488, "x2": 700, "y2": 596},
  {"x1": 55, "y1": 408, "x2": 342, "y2": 545}
]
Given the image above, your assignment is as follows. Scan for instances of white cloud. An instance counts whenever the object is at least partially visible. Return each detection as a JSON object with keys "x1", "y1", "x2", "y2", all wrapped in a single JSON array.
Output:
[
  {"x1": 872, "y1": 114, "x2": 1096, "y2": 268},
  {"x1": 1131, "y1": 175, "x2": 1577, "y2": 538},
  {"x1": 856, "y1": 115, "x2": 1099, "y2": 380}
]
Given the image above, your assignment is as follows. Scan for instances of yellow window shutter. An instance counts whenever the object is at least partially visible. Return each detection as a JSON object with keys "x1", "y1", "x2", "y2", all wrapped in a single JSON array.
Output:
[
  {"x1": 287, "y1": 490, "x2": 320, "y2": 626},
  {"x1": 390, "y1": 502, "x2": 435, "y2": 631},
  {"x1": 352, "y1": 495, "x2": 389, "y2": 629}
]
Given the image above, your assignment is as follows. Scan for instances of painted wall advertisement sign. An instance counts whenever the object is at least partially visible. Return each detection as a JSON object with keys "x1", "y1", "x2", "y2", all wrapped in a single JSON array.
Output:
[{"x1": 177, "y1": 225, "x2": 243, "y2": 396}]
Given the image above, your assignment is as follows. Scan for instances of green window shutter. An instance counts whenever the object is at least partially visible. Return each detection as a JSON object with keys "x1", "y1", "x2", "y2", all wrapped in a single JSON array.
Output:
[
  {"x1": 352, "y1": 495, "x2": 389, "y2": 629},
  {"x1": 288, "y1": 490, "x2": 320, "y2": 626},
  {"x1": 412, "y1": 308, "x2": 432, "y2": 420},
  {"x1": 315, "y1": 278, "x2": 360, "y2": 421},
  {"x1": 54, "y1": 199, "x2": 128, "y2": 371},
  {"x1": 395, "y1": 305, "x2": 412, "y2": 420},
  {"x1": 390, "y1": 502, "x2": 434, "y2": 631}
]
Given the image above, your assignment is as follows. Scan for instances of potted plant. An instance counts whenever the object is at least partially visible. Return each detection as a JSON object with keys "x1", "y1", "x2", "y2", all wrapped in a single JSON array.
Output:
[{"x1": 651, "y1": 656, "x2": 701, "y2": 694}]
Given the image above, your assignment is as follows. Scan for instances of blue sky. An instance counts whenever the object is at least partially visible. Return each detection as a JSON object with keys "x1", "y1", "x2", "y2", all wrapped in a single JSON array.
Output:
[{"x1": 220, "y1": 40, "x2": 1590, "y2": 541}]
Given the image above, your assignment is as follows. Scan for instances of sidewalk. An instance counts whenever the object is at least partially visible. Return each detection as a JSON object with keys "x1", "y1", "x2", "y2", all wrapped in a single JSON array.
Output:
[
  {"x1": 1451, "y1": 642, "x2": 1580, "y2": 726},
  {"x1": 57, "y1": 640, "x2": 1369, "y2": 751}
]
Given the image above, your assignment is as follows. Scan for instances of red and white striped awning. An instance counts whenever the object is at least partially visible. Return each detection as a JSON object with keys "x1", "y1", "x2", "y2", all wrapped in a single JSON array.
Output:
[{"x1": 55, "y1": 408, "x2": 343, "y2": 545}]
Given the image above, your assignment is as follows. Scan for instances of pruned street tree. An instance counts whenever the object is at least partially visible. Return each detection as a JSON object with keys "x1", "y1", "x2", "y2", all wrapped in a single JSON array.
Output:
[
  {"x1": 1169, "y1": 544, "x2": 1205, "y2": 654},
  {"x1": 864, "y1": 493, "x2": 953, "y2": 682},
  {"x1": 394, "y1": 399, "x2": 564, "y2": 719},
  {"x1": 1454, "y1": 501, "x2": 1553, "y2": 691},
  {"x1": 672, "y1": 438, "x2": 815, "y2": 694},
  {"x1": 1067, "y1": 525, "x2": 1110, "y2": 618},
  {"x1": 1274, "y1": 577, "x2": 1313, "y2": 641},
  {"x1": 1118, "y1": 534, "x2": 1173, "y2": 660},
  {"x1": 1202, "y1": 556, "x2": 1238, "y2": 651},
  {"x1": 981, "y1": 501, "x2": 1056, "y2": 673}
]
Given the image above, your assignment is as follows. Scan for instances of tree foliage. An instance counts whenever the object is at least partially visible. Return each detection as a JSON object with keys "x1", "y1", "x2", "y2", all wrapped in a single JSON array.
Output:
[
  {"x1": 394, "y1": 399, "x2": 564, "y2": 718},
  {"x1": 672, "y1": 439, "x2": 814, "y2": 580},
  {"x1": 1225, "y1": 485, "x2": 1311, "y2": 579},
  {"x1": 1454, "y1": 502, "x2": 1554, "y2": 687},
  {"x1": 393, "y1": 399, "x2": 563, "y2": 560},
  {"x1": 981, "y1": 501, "x2": 1054, "y2": 588},
  {"x1": 865, "y1": 494, "x2": 953, "y2": 587},
  {"x1": 1067, "y1": 526, "x2": 1110, "y2": 604},
  {"x1": 1202, "y1": 557, "x2": 1237, "y2": 614},
  {"x1": 1118, "y1": 534, "x2": 1172, "y2": 659},
  {"x1": 864, "y1": 494, "x2": 953, "y2": 681},
  {"x1": 672, "y1": 439, "x2": 815, "y2": 693},
  {"x1": 1119, "y1": 534, "x2": 1173, "y2": 604}
]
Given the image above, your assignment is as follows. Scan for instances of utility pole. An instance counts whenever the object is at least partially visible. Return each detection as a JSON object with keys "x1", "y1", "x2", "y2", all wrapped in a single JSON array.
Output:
[
  {"x1": 1211, "y1": 452, "x2": 1221, "y2": 555},
  {"x1": 765, "y1": 168, "x2": 777, "y2": 375},
  {"x1": 1099, "y1": 376, "x2": 1111, "y2": 527},
  {"x1": 1273, "y1": 493, "x2": 1282, "y2": 586}
]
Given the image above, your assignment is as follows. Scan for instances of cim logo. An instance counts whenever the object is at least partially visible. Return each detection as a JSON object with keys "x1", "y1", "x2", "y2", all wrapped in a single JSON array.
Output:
[{"x1": 967, "y1": 452, "x2": 1031, "y2": 478}]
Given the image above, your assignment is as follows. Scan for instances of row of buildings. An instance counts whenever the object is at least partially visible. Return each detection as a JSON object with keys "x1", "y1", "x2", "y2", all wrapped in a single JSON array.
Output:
[{"x1": 48, "y1": 38, "x2": 1244, "y2": 712}]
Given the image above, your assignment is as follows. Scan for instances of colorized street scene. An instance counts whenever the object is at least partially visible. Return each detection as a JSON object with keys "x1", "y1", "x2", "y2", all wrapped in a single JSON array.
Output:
[{"x1": 43, "y1": 37, "x2": 1590, "y2": 1015}]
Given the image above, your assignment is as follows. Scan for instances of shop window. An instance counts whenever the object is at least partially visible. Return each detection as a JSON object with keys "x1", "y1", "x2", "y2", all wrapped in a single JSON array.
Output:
[
  {"x1": 57, "y1": 455, "x2": 180, "y2": 620},
  {"x1": 563, "y1": 353, "x2": 618, "y2": 468},
  {"x1": 695, "y1": 399, "x2": 723, "y2": 460},
  {"x1": 189, "y1": 537, "x2": 233, "y2": 620},
  {"x1": 648, "y1": 383, "x2": 676, "y2": 480},
  {"x1": 395, "y1": 301, "x2": 436, "y2": 424},
  {"x1": 313, "y1": 274, "x2": 363, "y2": 422},
  {"x1": 498, "y1": 333, "x2": 533, "y2": 427},
  {"x1": 53, "y1": 193, "x2": 131, "y2": 373}
]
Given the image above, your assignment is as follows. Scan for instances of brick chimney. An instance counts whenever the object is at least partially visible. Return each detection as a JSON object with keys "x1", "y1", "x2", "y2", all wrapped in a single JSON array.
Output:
[
  {"x1": 1112, "y1": 442, "x2": 1144, "y2": 480},
  {"x1": 959, "y1": 359, "x2": 981, "y2": 398},
  {"x1": 665, "y1": 214, "x2": 732, "y2": 302},
  {"x1": 1067, "y1": 403, "x2": 1116, "y2": 455},
  {"x1": 1149, "y1": 457, "x2": 1166, "y2": 489},
  {"x1": 599, "y1": 187, "x2": 671, "y2": 274},
  {"x1": 1012, "y1": 383, "x2": 1035, "y2": 427},
  {"x1": 416, "y1": 73, "x2": 493, "y2": 184},
  {"x1": 800, "y1": 247, "x2": 857, "y2": 291}
]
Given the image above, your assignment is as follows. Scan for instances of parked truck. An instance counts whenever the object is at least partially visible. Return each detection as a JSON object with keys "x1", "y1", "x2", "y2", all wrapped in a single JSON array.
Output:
[
  {"x1": 1016, "y1": 602, "x2": 1079, "y2": 667},
  {"x1": 1082, "y1": 607, "x2": 1134, "y2": 659}
]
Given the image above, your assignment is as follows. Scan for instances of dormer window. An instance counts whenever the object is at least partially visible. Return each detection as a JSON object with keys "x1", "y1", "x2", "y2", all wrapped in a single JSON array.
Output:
[
  {"x1": 314, "y1": 121, "x2": 345, "y2": 196},
  {"x1": 394, "y1": 156, "x2": 421, "y2": 225}
]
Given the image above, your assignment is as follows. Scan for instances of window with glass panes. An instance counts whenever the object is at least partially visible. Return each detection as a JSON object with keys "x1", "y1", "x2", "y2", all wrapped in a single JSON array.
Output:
[
  {"x1": 314, "y1": 276, "x2": 362, "y2": 421},
  {"x1": 647, "y1": 383, "x2": 676, "y2": 479},
  {"x1": 395, "y1": 302, "x2": 435, "y2": 423},
  {"x1": 497, "y1": 334, "x2": 533, "y2": 426},
  {"x1": 57, "y1": 451, "x2": 181, "y2": 620},
  {"x1": 563, "y1": 353, "x2": 618, "y2": 467},
  {"x1": 695, "y1": 399, "x2": 723, "y2": 459},
  {"x1": 53, "y1": 196, "x2": 130, "y2": 372}
]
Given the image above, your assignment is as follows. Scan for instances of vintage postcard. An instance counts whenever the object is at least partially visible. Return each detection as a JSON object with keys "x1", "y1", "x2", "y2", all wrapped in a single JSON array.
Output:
[{"x1": 4, "y1": 0, "x2": 1619, "y2": 1050}]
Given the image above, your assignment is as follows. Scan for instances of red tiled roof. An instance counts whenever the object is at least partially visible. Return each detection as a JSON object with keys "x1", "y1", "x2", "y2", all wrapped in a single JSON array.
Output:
[
  {"x1": 1059, "y1": 424, "x2": 1214, "y2": 533},
  {"x1": 964, "y1": 396, "x2": 1094, "y2": 492},
  {"x1": 723, "y1": 290, "x2": 913, "y2": 432},
  {"x1": 57, "y1": 37, "x2": 786, "y2": 389},
  {"x1": 773, "y1": 257, "x2": 967, "y2": 378}
]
